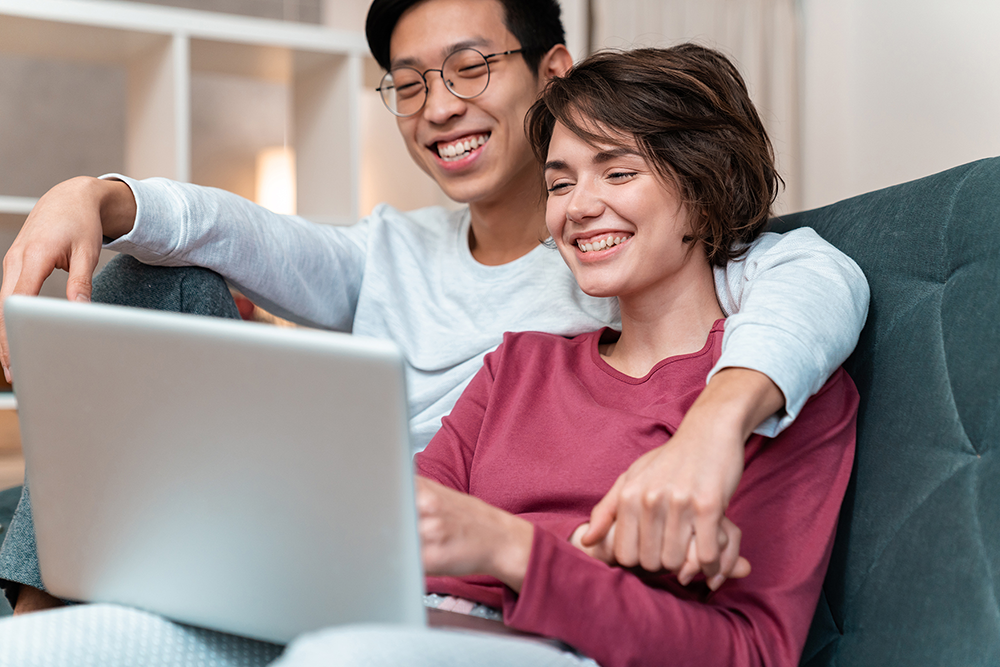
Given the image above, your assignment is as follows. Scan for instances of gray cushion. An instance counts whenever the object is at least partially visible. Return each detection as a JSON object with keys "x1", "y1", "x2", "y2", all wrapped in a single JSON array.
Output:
[{"x1": 770, "y1": 157, "x2": 1000, "y2": 665}]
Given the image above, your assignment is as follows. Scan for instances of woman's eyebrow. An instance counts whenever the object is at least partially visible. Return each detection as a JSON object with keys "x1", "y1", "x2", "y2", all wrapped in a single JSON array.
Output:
[
  {"x1": 544, "y1": 159, "x2": 569, "y2": 172},
  {"x1": 593, "y1": 147, "x2": 639, "y2": 163}
]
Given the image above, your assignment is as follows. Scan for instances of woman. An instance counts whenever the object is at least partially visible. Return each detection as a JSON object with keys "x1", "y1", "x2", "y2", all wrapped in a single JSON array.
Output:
[{"x1": 278, "y1": 44, "x2": 857, "y2": 667}]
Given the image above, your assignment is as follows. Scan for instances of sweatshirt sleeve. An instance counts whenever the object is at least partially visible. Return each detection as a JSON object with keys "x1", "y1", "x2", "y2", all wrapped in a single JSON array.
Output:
[
  {"x1": 712, "y1": 227, "x2": 869, "y2": 436},
  {"x1": 503, "y1": 370, "x2": 859, "y2": 667},
  {"x1": 100, "y1": 174, "x2": 369, "y2": 332},
  {"x1": 415, "y1": 344, "x2": 500, "y2": 492}
]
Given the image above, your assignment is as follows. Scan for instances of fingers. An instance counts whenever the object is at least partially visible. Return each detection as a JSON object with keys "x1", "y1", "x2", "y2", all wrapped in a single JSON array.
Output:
[
  {"x1": 708, "y1": 517, "x2": 747, "y2": 589},
  {"x1": 676, "y1": 537, "x2": 700, "y2": 586},
  {"x1": 581, "y1": 474, "x2": 623, "y2": 547},
  {"x1": 611, "y1": 488, "x2": 640, "y2": 567},
  {"x1": 65, "y1": 245, "x2": 99, "y2": 303},
  {"x1": 0, "y1": 248, "x2": 57, "y2": 383},
  {"x1": 692, "y1": 503, "x2": 725, "y2": 579},
  {"x1": 644, "y1": 489, "x2": 686, "y2": 571},
  {"x1": 0, "y1": 253, "x2": 22, "y2": 383}
]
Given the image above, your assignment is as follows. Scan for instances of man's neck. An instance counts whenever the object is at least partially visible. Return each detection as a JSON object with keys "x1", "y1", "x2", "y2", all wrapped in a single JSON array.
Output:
[{"x1": 466, "y1": 176, "x2": 547, "y2": 266}]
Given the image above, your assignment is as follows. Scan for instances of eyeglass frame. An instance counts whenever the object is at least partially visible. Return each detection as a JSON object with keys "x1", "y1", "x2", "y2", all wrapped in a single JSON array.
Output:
[{"x1": 375, "y1": 47, "x2": 527, "y2": 118}]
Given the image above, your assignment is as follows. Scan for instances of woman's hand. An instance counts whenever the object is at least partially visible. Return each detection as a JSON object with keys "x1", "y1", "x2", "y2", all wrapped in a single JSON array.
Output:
[{"x1": 415, "y1": 476, "x2": 534, "y2": 593}]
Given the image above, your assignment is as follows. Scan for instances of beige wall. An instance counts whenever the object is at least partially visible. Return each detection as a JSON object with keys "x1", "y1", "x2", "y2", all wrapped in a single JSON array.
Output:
[
  {"x1": 801, "y1": 0, "x2": 1000, "y2": 209},
  {"x1": 9, "y1": 0, "x2": 994, "y2": 221}
]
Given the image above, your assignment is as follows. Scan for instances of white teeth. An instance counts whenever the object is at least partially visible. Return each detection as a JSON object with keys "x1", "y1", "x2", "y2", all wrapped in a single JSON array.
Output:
[
  {"x1": 576, "y1": 234, "x2": 630, "y2": 253},
  {"x1": 437, "y1": 134, "x2": 489, "y2": 161}
]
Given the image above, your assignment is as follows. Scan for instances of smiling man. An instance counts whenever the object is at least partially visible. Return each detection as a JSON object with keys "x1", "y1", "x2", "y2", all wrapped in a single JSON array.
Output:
[{"x1": 0, "y1": 0, "x2": 867, "y2": 662}]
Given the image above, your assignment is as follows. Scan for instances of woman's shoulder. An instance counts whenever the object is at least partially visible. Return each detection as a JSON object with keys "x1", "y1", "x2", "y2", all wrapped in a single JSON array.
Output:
[
  {"x1": 489, "y1": 329, "x2": 602, "y2": 365},
  {"x1": 499, "y1": 328, "x2": 601, "y2": 350}
]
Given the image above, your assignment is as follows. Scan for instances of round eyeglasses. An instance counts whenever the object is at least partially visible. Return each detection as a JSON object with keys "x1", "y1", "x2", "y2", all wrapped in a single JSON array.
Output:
[{"x1": 376, "y1": 48, "x2": 525, "y2": 118}]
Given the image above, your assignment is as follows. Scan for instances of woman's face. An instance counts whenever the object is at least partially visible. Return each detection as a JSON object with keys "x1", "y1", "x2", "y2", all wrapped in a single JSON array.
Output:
[{"x1": 543, "y1": 121, "x2": 700, "y2": 300}]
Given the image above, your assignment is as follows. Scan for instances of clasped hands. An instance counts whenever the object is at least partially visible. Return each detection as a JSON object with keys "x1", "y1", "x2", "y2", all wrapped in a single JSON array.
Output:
[{"x1": 417, "y1": 406, "x2": 753, "y2": 591}]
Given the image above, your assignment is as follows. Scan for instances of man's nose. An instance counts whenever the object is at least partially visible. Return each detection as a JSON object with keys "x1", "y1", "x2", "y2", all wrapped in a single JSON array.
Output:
[{"x1": 422, "y1": 74, "x2": 466, "y2": 124}]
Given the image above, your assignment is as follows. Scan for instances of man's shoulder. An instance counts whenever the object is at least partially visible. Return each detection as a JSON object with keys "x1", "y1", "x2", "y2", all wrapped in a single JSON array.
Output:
[{"x1": 368, "y1": 202, "x2": 468, "y2": 237}]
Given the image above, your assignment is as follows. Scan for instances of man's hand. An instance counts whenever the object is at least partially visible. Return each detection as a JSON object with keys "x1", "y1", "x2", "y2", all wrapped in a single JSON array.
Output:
[
  {"x1": 581, "y1": 368, "x2": 784, "y2": 589},
  {"x1": 0, "y1": 176, "x2": 136, "y2": 382},
  {"x1": 571, "y1": 519, "x2": 751, "y2": 589},
  {"x1": 416, "y1": 476, "x2": 533, "y2": 592}
]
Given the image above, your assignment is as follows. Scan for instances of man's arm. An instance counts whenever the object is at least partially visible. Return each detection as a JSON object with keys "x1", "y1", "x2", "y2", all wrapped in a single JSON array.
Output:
[
  {"x1": 583, "y1": 228, "x2": 869, "y2": 582},
  {"x1": 583, "y1": 367, "x2": 781, "y2": 586},
  {"x1": 0, "y1": 176, "x2": 135, "y2": 381}
]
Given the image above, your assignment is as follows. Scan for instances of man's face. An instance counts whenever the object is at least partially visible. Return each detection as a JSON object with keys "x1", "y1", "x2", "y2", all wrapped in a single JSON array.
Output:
[{"x1": 388, "y1": 0, "x2": 549, "y2": 206}]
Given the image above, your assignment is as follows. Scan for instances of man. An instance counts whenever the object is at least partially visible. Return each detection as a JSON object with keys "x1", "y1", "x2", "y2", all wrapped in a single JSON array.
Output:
[{"x1": 0, "y1": 0, "x2": 866, "y2": 660}]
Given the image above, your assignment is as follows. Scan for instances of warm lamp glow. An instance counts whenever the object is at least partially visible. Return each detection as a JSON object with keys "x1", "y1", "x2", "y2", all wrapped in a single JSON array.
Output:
[{"x1": 255, "y1": 146, "x2": 297, "y2": 215}]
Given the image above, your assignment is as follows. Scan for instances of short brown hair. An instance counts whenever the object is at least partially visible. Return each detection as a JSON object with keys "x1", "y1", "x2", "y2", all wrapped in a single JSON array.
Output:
[{"x1": 526, "y1": 44, "x2": 781, "y2": 266}]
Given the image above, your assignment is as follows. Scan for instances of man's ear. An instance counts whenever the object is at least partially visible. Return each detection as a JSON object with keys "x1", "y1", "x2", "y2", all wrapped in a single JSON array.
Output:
[{"x1": 536, "y1": 44, "x2": 574, "y2": 84}]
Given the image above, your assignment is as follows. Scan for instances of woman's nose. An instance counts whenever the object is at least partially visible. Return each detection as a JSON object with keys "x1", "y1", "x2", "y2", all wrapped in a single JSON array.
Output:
[{"x1": 567, "y1": 182, "x2": 604, "y2": 222}]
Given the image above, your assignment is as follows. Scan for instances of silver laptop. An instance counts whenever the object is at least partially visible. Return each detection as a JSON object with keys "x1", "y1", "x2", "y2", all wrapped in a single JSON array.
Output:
[{"x1": 4, "y1": 295, "x2": 426, "y2": 644}]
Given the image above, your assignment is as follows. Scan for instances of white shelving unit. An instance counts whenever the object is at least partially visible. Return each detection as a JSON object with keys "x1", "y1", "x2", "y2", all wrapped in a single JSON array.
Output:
[
  {"x1": 0, "y1": 0, "x2": 368, "y2": 224},
  {"x1": 0, "y1": 0, "x2": 370, "y2": 411},
  {"x1": 0, "y1": 197, "x2": 38, "y2": 216}
]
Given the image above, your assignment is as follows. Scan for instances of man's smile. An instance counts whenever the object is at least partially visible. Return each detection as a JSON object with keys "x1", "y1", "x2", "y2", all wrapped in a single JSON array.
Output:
[{"x1": 432, "y1": 134, "x2": 490, "y2": 162}]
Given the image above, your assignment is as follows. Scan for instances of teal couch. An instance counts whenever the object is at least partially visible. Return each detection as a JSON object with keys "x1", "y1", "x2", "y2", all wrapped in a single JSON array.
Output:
[{"x1": 770, "y1": 157, "x2": 1000, "y2": 665}]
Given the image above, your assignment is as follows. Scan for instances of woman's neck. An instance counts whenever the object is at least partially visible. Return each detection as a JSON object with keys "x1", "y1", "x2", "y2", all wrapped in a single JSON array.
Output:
[{"x1": 602, "y1": 261, "x2": 724, "y2": 378}]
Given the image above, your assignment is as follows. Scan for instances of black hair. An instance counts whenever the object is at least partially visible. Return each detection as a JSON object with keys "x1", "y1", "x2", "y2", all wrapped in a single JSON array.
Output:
[{"x1": 365, "y1": 0, "x2": 565, "y2": 75}]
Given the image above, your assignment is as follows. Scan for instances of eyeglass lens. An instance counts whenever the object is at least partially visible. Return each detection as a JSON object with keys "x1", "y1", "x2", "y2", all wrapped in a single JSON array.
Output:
[{"x1": 379, "y1": 48, "x2": 492, "y2": 117}]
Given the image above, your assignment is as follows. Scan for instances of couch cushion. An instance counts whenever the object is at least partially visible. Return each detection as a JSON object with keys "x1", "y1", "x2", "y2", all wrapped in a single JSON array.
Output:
[{"x1": 771, "y1": 157, "x2": 1000, "y2": 666}]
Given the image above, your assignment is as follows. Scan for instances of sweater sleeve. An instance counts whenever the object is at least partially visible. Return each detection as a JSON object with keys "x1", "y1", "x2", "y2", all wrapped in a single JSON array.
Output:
[
  {"x1": 503, "y1": 370, "x2": 859, "y2": 667},
  {"x1": 415, "y1": 344, "x2": 500, "y2": 492},
  {"x1": 712, "y1": 228, "x2": 869, "y2": 436},
  {"x1": 100, "y1": 174, "x2": 369, "y2": 332}
]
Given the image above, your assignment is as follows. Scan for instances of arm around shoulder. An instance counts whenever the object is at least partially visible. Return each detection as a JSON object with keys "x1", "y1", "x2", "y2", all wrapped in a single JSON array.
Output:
[{"x1": 713, "y1": 227, "x2": 869, "y2": 434}]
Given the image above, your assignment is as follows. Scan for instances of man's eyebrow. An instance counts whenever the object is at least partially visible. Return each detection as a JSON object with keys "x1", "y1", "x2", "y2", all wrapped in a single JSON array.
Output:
[{"x1": 390, "y1": 39, "x2": 491, "y2": 70}]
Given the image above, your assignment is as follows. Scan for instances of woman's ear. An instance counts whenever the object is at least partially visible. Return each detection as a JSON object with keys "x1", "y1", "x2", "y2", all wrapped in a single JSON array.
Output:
[{"x1": 536, "y1": 44, "x2": 574, "y2": 84}]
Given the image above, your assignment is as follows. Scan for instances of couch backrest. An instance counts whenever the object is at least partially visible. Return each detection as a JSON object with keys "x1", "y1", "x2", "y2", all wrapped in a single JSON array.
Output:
[{"x1": 771, "y1": 157, "x2": 1000, "y2": 666}]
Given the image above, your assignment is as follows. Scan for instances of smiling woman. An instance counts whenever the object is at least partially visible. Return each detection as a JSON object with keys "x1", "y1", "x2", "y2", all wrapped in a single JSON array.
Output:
[
  {"x1": 379, "y1": 44, "x2": 856, "y2": 667},
  {"x1": 277, "y1": 44, "x2": 860, "y2": 667},
  {"x1": 528, "y1": 45, "x2": 781, "y2": 269}
]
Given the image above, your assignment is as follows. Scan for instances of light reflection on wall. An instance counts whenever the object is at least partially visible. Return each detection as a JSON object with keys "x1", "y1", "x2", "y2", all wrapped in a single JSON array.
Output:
[{"x1": 255, "y1": 146, "x2": 297, "y2": 215}]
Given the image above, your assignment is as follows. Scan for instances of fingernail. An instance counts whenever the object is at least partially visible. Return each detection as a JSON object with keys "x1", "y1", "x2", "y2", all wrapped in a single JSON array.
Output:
[
  {"x1": 2, "y1": 364, "x2": 9, "y2": 384},
  {"x1": 75, "y1": 294, "x2": 91, "y2": 303},
  {"x1": 708, "y1": 574, "x2": 725, "y2": 591}
]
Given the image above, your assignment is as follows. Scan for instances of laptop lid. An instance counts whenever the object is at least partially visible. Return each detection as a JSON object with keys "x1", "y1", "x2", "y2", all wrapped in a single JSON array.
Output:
[{"x1": 5, "y1": 295, "x2": 426, "y2": 643}]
